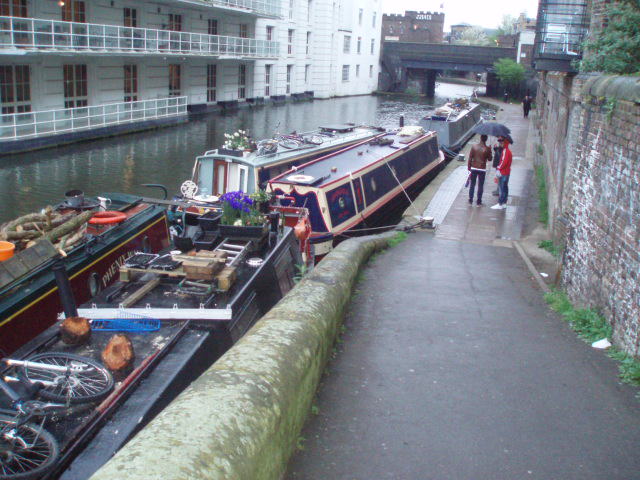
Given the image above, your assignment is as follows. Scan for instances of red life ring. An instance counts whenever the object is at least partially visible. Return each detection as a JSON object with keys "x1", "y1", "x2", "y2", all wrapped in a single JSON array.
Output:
[{"x1": 89, "y1": 211, "x2": 128, "y2": 225}]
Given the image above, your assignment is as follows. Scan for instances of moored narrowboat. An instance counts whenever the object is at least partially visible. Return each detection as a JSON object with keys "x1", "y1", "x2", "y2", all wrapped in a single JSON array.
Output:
[
  {"x1": 267, "y1": 127, "x2": 444, "y2": 257},
  {"x1": 0, "y1": 193, "x2": 170, "y2": 356},
  {"x1": 419, "y1": 99, "x2": 482, "y2": 157}
]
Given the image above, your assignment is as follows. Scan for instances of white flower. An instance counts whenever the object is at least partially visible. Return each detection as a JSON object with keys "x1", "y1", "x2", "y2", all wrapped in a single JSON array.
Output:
[
  {"x1": 234, "y1": 132, "x2": 239, "y2": 137},
  {"x1": 233, "y1": 218, "x2": 243, "y2": 226}
]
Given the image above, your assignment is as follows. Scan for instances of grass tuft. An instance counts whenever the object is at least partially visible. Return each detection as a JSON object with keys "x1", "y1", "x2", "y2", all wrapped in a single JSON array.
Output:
[
  {"x1": 534, "y1": 164, "x2": 549, "y2": 226},
  {"x1": 387, "y1": 231, "x2": 408, "y2": 248},
  {"x1": 538, "y1": 240, "x2": 561, "y2": 257}
]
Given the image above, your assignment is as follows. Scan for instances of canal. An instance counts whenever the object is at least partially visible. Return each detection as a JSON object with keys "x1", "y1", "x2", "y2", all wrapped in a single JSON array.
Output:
[{"x1": 0, "y1": 82, "x2": 481, "y2": 223}]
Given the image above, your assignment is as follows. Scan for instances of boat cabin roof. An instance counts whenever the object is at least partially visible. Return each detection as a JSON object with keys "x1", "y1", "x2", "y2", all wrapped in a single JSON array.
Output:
[
  {"x1": 269, "y1": 130, "x2": 436, "y2": 189},
  {"x1": 195, "y1": 125, "x2": 382, "y2": 169}
]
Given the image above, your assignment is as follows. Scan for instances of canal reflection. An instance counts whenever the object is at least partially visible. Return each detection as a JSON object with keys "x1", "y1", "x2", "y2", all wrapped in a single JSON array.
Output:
[{"x1": 0, "y1": 83, "x2": 480, "y2": 222}]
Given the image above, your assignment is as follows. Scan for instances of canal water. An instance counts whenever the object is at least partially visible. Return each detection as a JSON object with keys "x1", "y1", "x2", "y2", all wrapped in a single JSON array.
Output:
[{"x1": 0, "y1": 82, "x2": 481, "y2": 223}]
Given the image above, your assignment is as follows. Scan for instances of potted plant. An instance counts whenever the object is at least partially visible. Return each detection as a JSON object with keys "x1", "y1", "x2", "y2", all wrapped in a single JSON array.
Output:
[
  {"x1": 249, "y1": 189, "x2": 272, "y2": 214},
  {"x1": 218, "y1": 191, "x2": 268, "y2": 239},
  {"x1": 218, "y1": 130, "x2": 253, "y2": 157}
]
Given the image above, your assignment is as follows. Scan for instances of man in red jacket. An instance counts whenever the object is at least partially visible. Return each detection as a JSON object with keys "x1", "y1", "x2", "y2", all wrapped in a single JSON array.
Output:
[{"x1": 491, "y1": 137, "x2": 512, "y2": 209}]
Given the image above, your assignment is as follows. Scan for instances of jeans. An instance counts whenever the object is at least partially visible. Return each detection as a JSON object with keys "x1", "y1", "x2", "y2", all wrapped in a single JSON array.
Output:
[
  {"x1": 498, "y1": 174, "x2": 510, "y2": 205},
  {"x1": 469, "y1": 170, "x2": 486, "y2": 203}
]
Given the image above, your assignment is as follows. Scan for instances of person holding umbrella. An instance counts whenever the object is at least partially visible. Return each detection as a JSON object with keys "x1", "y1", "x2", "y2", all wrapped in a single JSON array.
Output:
[{"x1": 491, "y1": 136, "x2": 513, "y2": 210}]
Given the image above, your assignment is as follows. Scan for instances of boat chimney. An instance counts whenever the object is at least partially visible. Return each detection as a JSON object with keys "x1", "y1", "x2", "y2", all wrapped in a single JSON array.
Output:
[
  {"x1": 53, "y1": 259, "x2": 78, "y2": 318},
  {"x1": 399, "y1": 116, "x2": 404, "y2": 128}
]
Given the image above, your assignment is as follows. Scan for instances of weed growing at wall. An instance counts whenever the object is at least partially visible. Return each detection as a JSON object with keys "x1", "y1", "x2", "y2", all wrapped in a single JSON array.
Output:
[
  {"x1": 538, "y1": 240, "x2": 561, "y2": 257},
  {"x1": 534, "y1": 165, "x2": 549, "y2": 226},
  {"x1": 387, "y1": 231, "x2": 408, "y2": 247},
  {"x1": 544, "y1": 290, "x2": 640, "y2": 387}
]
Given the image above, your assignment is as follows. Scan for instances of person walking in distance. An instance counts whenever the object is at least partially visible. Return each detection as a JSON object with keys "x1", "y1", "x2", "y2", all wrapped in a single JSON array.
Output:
[
  {"x1": 467, "y1": 134, "x2": 492, "y2": 206},
  {"x1": 491, "y1": 137, "x2": 512, "y2": 209},
  {"x1": 522, "y1": 94, "x2": 532, "y2": 118}
]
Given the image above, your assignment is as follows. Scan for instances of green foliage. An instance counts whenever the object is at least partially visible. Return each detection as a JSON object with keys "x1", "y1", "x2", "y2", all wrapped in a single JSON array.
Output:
[
  {"x1": 536, "y1": 144, "x2": 544, "y2": 156},
  {"x1": 538, "y1": 240, "x2": 561, "y2": 258},
  {"x1": 293, "y1": 263, "x2": 309, "y2": 284},
  {"x1": 496, "y1": 14, "x2": 517, "y2": 36},
  {"x1": 311, "y1": 404, "x2": 320, "y2": 415},
  {"x1": 580, "y1": 1, "x2": 640, "y2": 74},
  {"x1": 295, "y1": 436, "x2": 306, "y2": 451},
  {"x1": 608, "y1": 349, "x2": 640, "y2": 385},
  {"x1": 493, "y1": 58, "x2": 525, "y2": 90},
  {"x1": 544, "y1": 290, "x2": 573, "y2": 315},
  {"x1": 387, "y1": 231, "x2": 408, "y2": 248},
  {"x1": 534, "y1": 165, "x2": 549, "y2": 226},
  {"x1": 604, "y1": 98, "x2": 617, "y2": 121},
  {"x1": 456, "y1": 26, "x2": 491, "y2": 46}
]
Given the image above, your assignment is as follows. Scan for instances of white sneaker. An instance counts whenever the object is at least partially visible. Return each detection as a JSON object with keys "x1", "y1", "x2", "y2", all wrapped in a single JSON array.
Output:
[
  {"x1": 490, "y1": 204, "x2": 502, "y2": 210},
  {"x1": 500, "y1": 204, "x2": 507, "y2": 209}
]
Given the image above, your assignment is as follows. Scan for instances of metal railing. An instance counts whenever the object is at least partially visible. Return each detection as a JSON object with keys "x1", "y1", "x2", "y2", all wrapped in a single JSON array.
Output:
[
  {"x1": 0, "y1": 17, "x2": 279, "y2": 58},
  {"x1": 209, "y1": 0, "x2": 281, "y2": 17},
  {"x1": 0, "y1": 96, "x2": 187, "y2": 141}
]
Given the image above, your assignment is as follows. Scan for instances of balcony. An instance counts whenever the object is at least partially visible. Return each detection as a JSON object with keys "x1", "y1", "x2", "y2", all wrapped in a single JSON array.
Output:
[
  {"x1": 0, "y1": 97, "x2": 187, "y2": 141},
  {"x1": 533, "y1": 0, "x2": 589, "y2": 72},
  {"x1": 0, "y1": 17, "x2": 279, "y2": 59},
  {"x1": 206, "y1": 0, "x2": 281, "y2": 18}
]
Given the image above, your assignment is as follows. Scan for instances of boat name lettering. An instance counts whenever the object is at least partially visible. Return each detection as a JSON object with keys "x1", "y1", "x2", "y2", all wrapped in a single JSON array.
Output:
[{"x1": 101, "y1": 251, "x2": 135, "y2": 287}]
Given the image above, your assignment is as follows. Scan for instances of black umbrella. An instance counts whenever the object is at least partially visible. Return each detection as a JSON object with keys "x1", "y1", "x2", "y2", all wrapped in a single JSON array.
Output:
[{"x1": 472, "y1": 122, "x2": 511, "y2": 138}]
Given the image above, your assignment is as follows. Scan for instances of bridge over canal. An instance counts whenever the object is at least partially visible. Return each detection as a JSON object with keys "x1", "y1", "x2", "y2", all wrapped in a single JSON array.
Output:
[{"x1": 381, "y1": 42, "x2": 517, "y2": 96}]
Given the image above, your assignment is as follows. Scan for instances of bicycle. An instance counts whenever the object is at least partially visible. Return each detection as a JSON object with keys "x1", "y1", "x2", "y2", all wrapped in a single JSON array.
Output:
[
  {"x1": 0, "y1": 352, "x2": 114, "y2": 480},
  {"x1": 276, "y1": 132, "x2": 324, "y2": 149}
]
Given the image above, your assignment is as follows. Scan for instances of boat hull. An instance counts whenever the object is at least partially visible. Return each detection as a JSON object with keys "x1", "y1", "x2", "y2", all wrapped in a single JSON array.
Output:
[{"x1": 0, "y1": 209, "x2": 170, "y2": 356}]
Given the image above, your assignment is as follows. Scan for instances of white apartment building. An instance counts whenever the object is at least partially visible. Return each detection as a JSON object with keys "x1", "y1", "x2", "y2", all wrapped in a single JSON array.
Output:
[{"x1": 0, "y1": 0, "x2": 382, "y2": 152}]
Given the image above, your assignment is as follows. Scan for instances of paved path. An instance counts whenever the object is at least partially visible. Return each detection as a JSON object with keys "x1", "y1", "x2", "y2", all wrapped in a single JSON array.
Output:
[{"x1": 285, "y1": 101, "x2": 640, "y2": 480}]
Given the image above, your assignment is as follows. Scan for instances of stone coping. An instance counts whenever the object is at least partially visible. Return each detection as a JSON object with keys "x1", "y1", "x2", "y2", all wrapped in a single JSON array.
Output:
[{"x1": 581, "y1": 74, "x2": 640, "y2": 103}]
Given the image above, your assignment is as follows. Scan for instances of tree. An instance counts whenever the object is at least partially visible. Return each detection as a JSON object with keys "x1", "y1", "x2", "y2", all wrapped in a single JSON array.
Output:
[
  {"x1": 580, "y1": 1, "x2": 640, "y2": 74},
  {"x1": 456, "y1": 26, "x2": 492, "y2": 46},
  {"x1": 496, "y1": 15, "x2": 517, "y2": 36},
  {"x1": 493, "y1": 58, "x2": 525, "y2": 95}
]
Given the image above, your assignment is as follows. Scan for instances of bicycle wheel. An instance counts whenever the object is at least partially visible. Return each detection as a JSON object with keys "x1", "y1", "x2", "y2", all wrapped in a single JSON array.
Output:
[
  {"x1": 278, "y1": 138, "x2": 301, "y2": 149},
  {"x1": 20, "y1": 353, "x2": 114, "y2": 404},
  {"x1": 0, "y1": 415, "x2": 59, "y2": 480},
  {"x1": 303, "y1": 135, "x2": 324, "y2": 145}
]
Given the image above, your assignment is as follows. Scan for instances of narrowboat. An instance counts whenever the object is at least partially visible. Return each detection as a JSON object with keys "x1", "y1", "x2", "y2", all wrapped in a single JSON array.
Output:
[
  {"x1": 3, "y1": 218, "x2": 302, "y2": 480},
  {"x1": 419, "y1": 99, "x2": 482, "y2": 157},
  {"x1": 172, "y1": 124, "x2": 384, "y2": 216},
  {"x1": 267, "y1": 126, "x2": 444, "y2": 257},
  {"x1": 0, "y1": 192, "x2": 170, "y2": 356}
]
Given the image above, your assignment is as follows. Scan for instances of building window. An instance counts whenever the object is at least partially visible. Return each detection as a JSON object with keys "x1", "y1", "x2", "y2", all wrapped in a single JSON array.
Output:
[
  {"x1": 0, "y1": 65, "x2": 31, "y2": 114},
  {"x1": 289, "y1": 0, "x2": 294, "y2": 19},
  {"x1": 266, "y1": 26, "x2": 274, "y2": 41},
  {"x1": 358, "y1": 8, "x2": 363, "y2": 25},
  {"x1": 207, "y1": 64, "x2": 217, "y2": 102},
  {"x1": 61, "y1": 1, "x2": 85, "y2": 22},
  {"x1": 341, "y1": 65, "x2": 349, "y2": 82},
  {"x1": 343, "y1": 35, "x2": 350, "y2": 53},
  {"x1": 306, "y1": 32, "x2": 311, "y2": 55},
  {"x1": 286, "y1": 65, "x2": 292, "y2": 94},
  {"x1": 239, "y1": 24, "x2": 248, "y2": 38},
  {"x1": 304, "y1": 64, "x2": 310, "y2": 84},
  {"x1": 357, "y1": 37, "x2": 361, "y2": 54},
  {"x1": 168, "y1": 14, "x2": 181, "y2": 31},
  {"x1": 168, "y1": 64, "x2": 180, "y2": 96},
  {"x1": 369, "y1": 65, "x2": 373, "y2": 78},
  {"x1": 265, "y1": 64, "x2": 272, "y2": 96},
  {"x1": 63, "y1": 64, "x2": 87, "y2": 108},
  {"x1": 372, "y1": 12, "x2": 376, "y2": 28},
  {"x1": 238, "y1": 64, "x2": 246, "y2": 99},
  {"x1": 208, "y1": 19, "x2": 218, "y2": 35},
  {"x1": 0, "y1": 0, "x2": 28, "y2": 17},
  {"x1": 288, "y1": 29, "x2": 294, "y2": 54},
  {"x1": 123, "y1": 7, "x2": 137, "y2": 27},
  {"x1": 370, "y1": 38, "x2": 375, "y2": 54},
  {"x1": 124, "y1": 64, "x2": 137, "y2": 102},
  {"x1": 356, "y1": 65, "x2": 360, "y2": 77}
]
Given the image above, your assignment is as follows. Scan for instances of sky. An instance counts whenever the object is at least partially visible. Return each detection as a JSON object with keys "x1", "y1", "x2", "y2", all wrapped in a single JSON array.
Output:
[{"x1": 382, "y1": 0, "x2": 540, "y2": 30}]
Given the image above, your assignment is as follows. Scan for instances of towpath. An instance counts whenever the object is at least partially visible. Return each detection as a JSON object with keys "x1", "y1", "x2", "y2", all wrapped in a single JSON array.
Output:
[{"x1": 285, "y1": 101, "x2": 640, "y2": 479}]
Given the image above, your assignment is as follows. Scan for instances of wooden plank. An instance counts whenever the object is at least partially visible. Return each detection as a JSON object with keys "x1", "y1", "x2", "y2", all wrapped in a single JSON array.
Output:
[
  {"x1": 121, "y1": 277, "x2": 161, "y2": 308},
  {"x1": 119, "y1": 265, "x2": 187, "y2": 282}
]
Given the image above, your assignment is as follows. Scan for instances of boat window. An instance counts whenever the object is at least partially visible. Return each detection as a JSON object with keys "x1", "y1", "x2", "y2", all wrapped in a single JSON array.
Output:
[
  {"x1": 216, "y1": 163, "x2": 226, "y2": 195},
  {"x1": 238, "y1": 165, "x2": 248, "y2": 193},
  {"x1": 142, "y1": 236, "x2": 149, "y2": 253},
  {"x1": 89, "y1": 272, "x2": 100, "y2": 296}
]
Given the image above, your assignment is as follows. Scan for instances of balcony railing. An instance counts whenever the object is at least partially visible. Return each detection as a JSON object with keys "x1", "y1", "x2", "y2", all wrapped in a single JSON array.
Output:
[
  {"x1": 0, "y1": 17, "x2": 279, "y2": 58},
  {"x1": 0, "y1": 96, "x2": 187, "y2": 141},
  {"x1": 208, "y1": 0, "x2": 281, "y2": 17}
]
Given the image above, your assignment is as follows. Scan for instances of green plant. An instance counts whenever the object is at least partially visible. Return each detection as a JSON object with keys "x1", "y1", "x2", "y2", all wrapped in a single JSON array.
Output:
[
  {"x1": 534, "y1": 165, "x2": 549, "y2": 226},
  {"x1": 387, "y1": 231, "x2": 408, "y2": 248},
  {"x1": 249, "y1": 189, "x2": 272, "y2": 203},
  {"x1": 293, "y1": 262, "x2": 309, "y2": 284},
  {"x1": 604, "y1": 98, "x2": 617, "y2": 121},
  {"x1": 222, "y1": 129, "x2": 252, "y2": 150},
  {"x1": 608, "y1": 350, "x2": 640, "y2": 385},
  {"x1": 219, "y1": 191, "x2": 265, "y2": 226},
  {"x1": 295, "y1": 436, "x2": 306, "y2": 451},
  {"x1": 538, "y1": 240, "x2": 561, "y2": 258},
  {"x1": 580, "y1": 1, "x2": 640, "y2": 74},
  {"x1": 493, "y1": 58, "x2": 525, "y2": 94},
  {"x1": 311, "y1": 404, "x2": 320, "y2": 415},
  {"x1": 536, "y1": 144, "x2": 544, "y2": 156}
]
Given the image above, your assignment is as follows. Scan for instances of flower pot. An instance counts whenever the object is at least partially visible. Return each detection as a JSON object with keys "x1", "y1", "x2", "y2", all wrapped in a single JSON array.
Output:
[
  {"x1": 219, "y1": 223, "x2": 268, "y2": 240},
  {"x1": 218, "y1": 148, "x2": 244, "y2": 157}
]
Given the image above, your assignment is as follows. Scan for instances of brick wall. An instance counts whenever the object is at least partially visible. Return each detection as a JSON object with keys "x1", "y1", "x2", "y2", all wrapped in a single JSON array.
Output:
[
  {"x1": 536, "y1": 73, "x2": 640, "y2": 356},
  {"x1": 382, "y1": 11, "x2": 445, "y2": 43}
]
